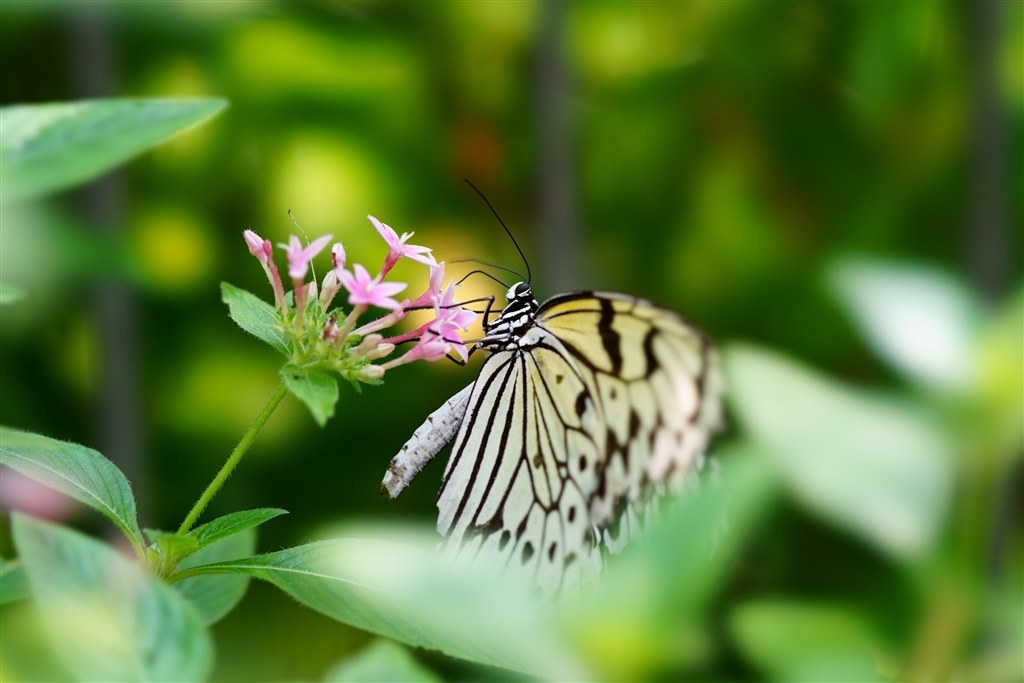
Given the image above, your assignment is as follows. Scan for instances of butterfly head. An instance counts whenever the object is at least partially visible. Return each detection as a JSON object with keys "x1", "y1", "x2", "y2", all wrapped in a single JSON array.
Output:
[
  {"x1": 506, "y1": 281, "x2": 533, "y2": 303},
  {"x1": 482, "y1": 281, "x2": 539, "y2": 349}
]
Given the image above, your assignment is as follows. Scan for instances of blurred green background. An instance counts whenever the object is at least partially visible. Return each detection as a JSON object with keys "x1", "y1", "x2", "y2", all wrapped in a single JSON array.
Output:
[{"x1": 1, "y1": 1, "x2": 1021, "y2": 681}]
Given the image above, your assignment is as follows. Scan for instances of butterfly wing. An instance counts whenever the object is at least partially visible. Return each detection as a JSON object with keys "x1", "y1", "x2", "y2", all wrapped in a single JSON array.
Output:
[
  {"x1": 536, "y1": 292, "x2": 723, "y2": 534},
  {"x1": 435, "y1": 291, "x2": 722, "y2": 591}
]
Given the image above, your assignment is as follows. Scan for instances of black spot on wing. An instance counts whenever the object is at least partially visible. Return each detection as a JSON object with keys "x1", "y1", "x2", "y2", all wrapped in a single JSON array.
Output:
[
  {"x1": 522, "y1": 541, "x2": 535, "y2": 564},
  {"x1": 642, "y1": 326, "x2": 659, "y2": 377},
  {"x1": 599, "y1": 298, "x2": 623, "y2": 375}
]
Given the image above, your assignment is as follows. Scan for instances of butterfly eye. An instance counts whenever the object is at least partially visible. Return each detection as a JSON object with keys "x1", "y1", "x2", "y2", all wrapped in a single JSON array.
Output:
[{"x1": 506, "y1": 282, "x2": 529, "y2": 301}]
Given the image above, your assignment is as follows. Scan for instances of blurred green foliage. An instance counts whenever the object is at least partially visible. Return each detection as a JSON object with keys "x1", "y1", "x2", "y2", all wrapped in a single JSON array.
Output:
[{"x1": 0, "y1": 1, "x2": 1020, "y2": 681}]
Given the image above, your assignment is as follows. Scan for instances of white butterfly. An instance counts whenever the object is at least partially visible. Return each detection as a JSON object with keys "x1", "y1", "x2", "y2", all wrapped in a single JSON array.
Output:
[{"x1": 382, "y1": 279, "x2": 723, "y2": 593}]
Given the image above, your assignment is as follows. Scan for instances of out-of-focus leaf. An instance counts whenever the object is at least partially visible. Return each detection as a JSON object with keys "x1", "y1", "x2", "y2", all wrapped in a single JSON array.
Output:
[
  {"x1": 724, "y1": 343, "x2": 953, "y2": 560},
  {"x1": 179, "y1": 533, "x2": 585, "y2": 679},
  {"x1": 0, "y1": 283, "x2": 24, "y2": 304},
  {"x1": 565, "y1": 447, "x2": 779, "y2": 679},
  {"x1": 174, "y1": 527, "x2": 256, "y2": 627},
  {"x1": 12, "y1": 515, "x2": 212, "y2": 682},
  {"x1": 324, "y1": 639, "x2": 441, "y2": 683},
  {"x1": 0, "y1": 599, "x2": 73, "y2": 682},
  {"x1": 827, "y1": 259, "x2": 979, "y2": 392},
  {"x1": 729, "y1": 600, "x2": 891, "y2": 682},
  {"x1": 0, "y1": 427, "x2": 144, "y2": 553},
  {"x1": 0, "y1": 98, "x2": 226, "y2": 202},
  {"x1": 0, "y1": 558, "x2": 30, "y2": 604},
  {"x1": 977, "y1": 283, "x2": 1024, "y2": 456},
  {"x1": 221, "y1": 282, "x2": 289, "y2": 354},
  {"x1": 187, "y1": 508, "x2": 287, "y2": 549},
  {"x1": 281, "y1": 365, "x2": 338, "y2": 427}
]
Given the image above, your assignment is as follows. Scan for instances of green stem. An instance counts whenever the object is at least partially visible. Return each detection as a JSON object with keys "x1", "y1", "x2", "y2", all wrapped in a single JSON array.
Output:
[{"x1": 177, "y1": 382, "x2": 288, "y2": 534}]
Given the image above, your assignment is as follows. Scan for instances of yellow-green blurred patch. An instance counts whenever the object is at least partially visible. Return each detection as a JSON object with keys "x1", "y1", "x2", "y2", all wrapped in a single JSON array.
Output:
[
  {"x1": 265, "y1": 132, "x2": 394, "y2": 242},
  {"x1": 160, "y1": 345, "x2": 301, "y2": 450},
  {"x1": 131, "y1": 205, "x2": 217, "y2": 294},
  {"x1": 227, "y1": 21, "x2": 419, "y2": 105},
  {"x1": 671, "y1": 155, "x2": 791, "y2": 304}
]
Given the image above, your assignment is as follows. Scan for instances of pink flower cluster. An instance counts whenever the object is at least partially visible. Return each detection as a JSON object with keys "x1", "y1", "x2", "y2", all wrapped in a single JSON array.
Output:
[{"x1": 242, "y1": 216, "x2": 478, "y2": 378}]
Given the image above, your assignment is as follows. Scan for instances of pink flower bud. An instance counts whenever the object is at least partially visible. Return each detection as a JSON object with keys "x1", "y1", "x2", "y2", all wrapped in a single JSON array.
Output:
[
  {"x1": 331, "y1": 243, "x2": 346, "y2": 274},
  {"x1": 244, "y1": 229, "x2": 270, "y2": 264}
]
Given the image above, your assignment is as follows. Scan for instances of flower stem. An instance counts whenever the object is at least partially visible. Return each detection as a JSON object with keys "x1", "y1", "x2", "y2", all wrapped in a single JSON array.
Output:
[{"x1": 177, "y1": 382, "x2": 288, "y2": 534}]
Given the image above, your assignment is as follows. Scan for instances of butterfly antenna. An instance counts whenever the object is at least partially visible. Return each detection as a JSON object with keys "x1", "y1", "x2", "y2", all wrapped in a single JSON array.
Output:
[
  {"x1": 456, "y1": 269, "x2": 510, "y2": 289},
  {"x1": 450, "y1": 256, "x2": 525, "y2": 282},
  {"x1": 463, "y1": 179, "x2": 532, "y2": 284},
  {"x1": 287, "y1": 209, "x2": 320, "y2": 282}
]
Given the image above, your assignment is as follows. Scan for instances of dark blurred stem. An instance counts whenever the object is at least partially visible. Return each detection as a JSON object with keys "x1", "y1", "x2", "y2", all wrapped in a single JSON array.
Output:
[
  {"x1": 177, "y1": 382, "x2": 287, "y2": 534},
  {"x1": 905, "y1": 2, "x2": 1014, "y2": 679},
  {"x1": 966, "y1": 0, "x2": 1010, "y2": 300},
  {"x1": 69, "y1": 13, "x2": 147, "y2": 518},
  {"x1": 535, "y1": 0, "x2": 579, "y2": 291}
]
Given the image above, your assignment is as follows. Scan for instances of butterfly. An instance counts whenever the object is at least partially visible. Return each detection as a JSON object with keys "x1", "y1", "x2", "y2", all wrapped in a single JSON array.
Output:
[{"x1": 381, "y1": 278, "x2": 723, "y2": 593}]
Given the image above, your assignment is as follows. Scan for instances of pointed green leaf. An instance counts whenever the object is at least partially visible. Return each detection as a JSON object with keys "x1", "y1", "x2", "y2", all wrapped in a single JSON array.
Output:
[
  {"x1": 0, "y1": 558, "x2": 30, "y2": 604},
  {"x1": 187, "y1": 508, "x2": 287, "y2": 549},
  {"x1": 729, "y1": 601, "x2": 892, "y2": 682},
  {"x1": 221, "y1": 282, "x2": 289, "y2": 354},
  {"x1": 724, "y1": 343, "x2": 953, "y2": 560},
  {"x1": 325, "y1": 640, "x2": 441, "y2": 683},
  {"x1": 180, "y1": 533, "x2": 584, "y2": 679},
  {"x1": 174, "y1": 528, "x2": 256, "y2": 626},
  {"x1": 0, "y1": 98, "x2": 226, "y2": 202},
  {"x1": 12, "y1": 515, "x2": 212, "y2": 682},
  {"x1": 281, "y1": 364, "x2": 338, "y2": 426},
  {"x1": 565, "y1": 447, "x2": 779, "y2": 678},
  {"x1": 0, "y1": 427, "x2": 144, "y2": 552},
  {"x1": 827, "y1": 259, "x2": 980, "y2": 392}
]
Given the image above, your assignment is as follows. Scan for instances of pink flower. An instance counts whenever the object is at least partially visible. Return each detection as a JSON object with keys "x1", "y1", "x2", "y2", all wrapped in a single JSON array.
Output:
[
  {"x1": 368, "y1": 215, "x2": 436, "y2": 275},
  {"x1": 405, "y1": 261, "x2": 447, "y2": 309},
  {"x1": 331, "y1": 243, "x2": 346, "y2": 274},
  {"x1": 283, "y1": 234, "x2": 333, "y2": 280},
  {"x1": 400, "y1": 331, "x2": 452, "y2": 363},
  {"x1": 430, "y1": 283, "x2": 478, "y2": 362},
  {"x1": 339, "y1": 263, "x2": 407, "y2": 310},
  {"x1": 243, "y1": 229, "x2": 272, "y2": 263},
  {"x1": 434, "y1": 282, "x2": 478, "y2": 331}
]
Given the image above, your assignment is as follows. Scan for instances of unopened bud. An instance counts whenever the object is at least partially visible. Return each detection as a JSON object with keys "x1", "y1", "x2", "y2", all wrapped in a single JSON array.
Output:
[
  {"x1": 361, "y1": 365, "x2": 385, "y2": 380},
  {"x1": 366, "y1": 342, "x2": 396, "y2": 360},
  {"x1": 319, "y1": 270, "x2": 340, "y2": 310},
  {"x1": 355, "y1": 334, "x2": 384, "y2": 355}
]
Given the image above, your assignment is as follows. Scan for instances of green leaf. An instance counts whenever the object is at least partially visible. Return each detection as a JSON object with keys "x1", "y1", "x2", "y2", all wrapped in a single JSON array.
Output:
[
  {"x1": 0, "y1": 98, "x2": 226, "y2": 202},
  {"x1": 565, "y1": 447, "x2": 779, "y2": 679},
  {"x1": 325, "y1": 640, "x2": 441, "y2": 683},
  {"x1": 0, "y1": 283, "x2": 25, "y2": 304},
  {"x1": 827, "y1": 258, "x2": 980, "y2": 392},
  {"x1": 221, "y1": 281, "x2": 289, "y2": 354},
  {"x1": 729, "y1": 601, "x2": 891, "y2": 682},
  {"x1": 181, "y1": 533, "x2": 584, "y2": 679},
  {"x1": 187, "y1": 507, "x2": 287, "y2": 549},
  {"x1": 281, "y1": 364, "x2": 339, "y2": 426},
  {"x1": 0, "y1": 558, "x2": 30, "y2": 604},
  {"x1": 12, "y1": 515, "x2": 213, "y2": 682},
  {"x1": 724, "y1": 343, "x2": 954, "y2": 560},
  {"x1": 0, "y1": 426, "x2": 144, "y2": 552},
  {"x1": 174, "y1": 528, "x2": 256, "y2": 626}
]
